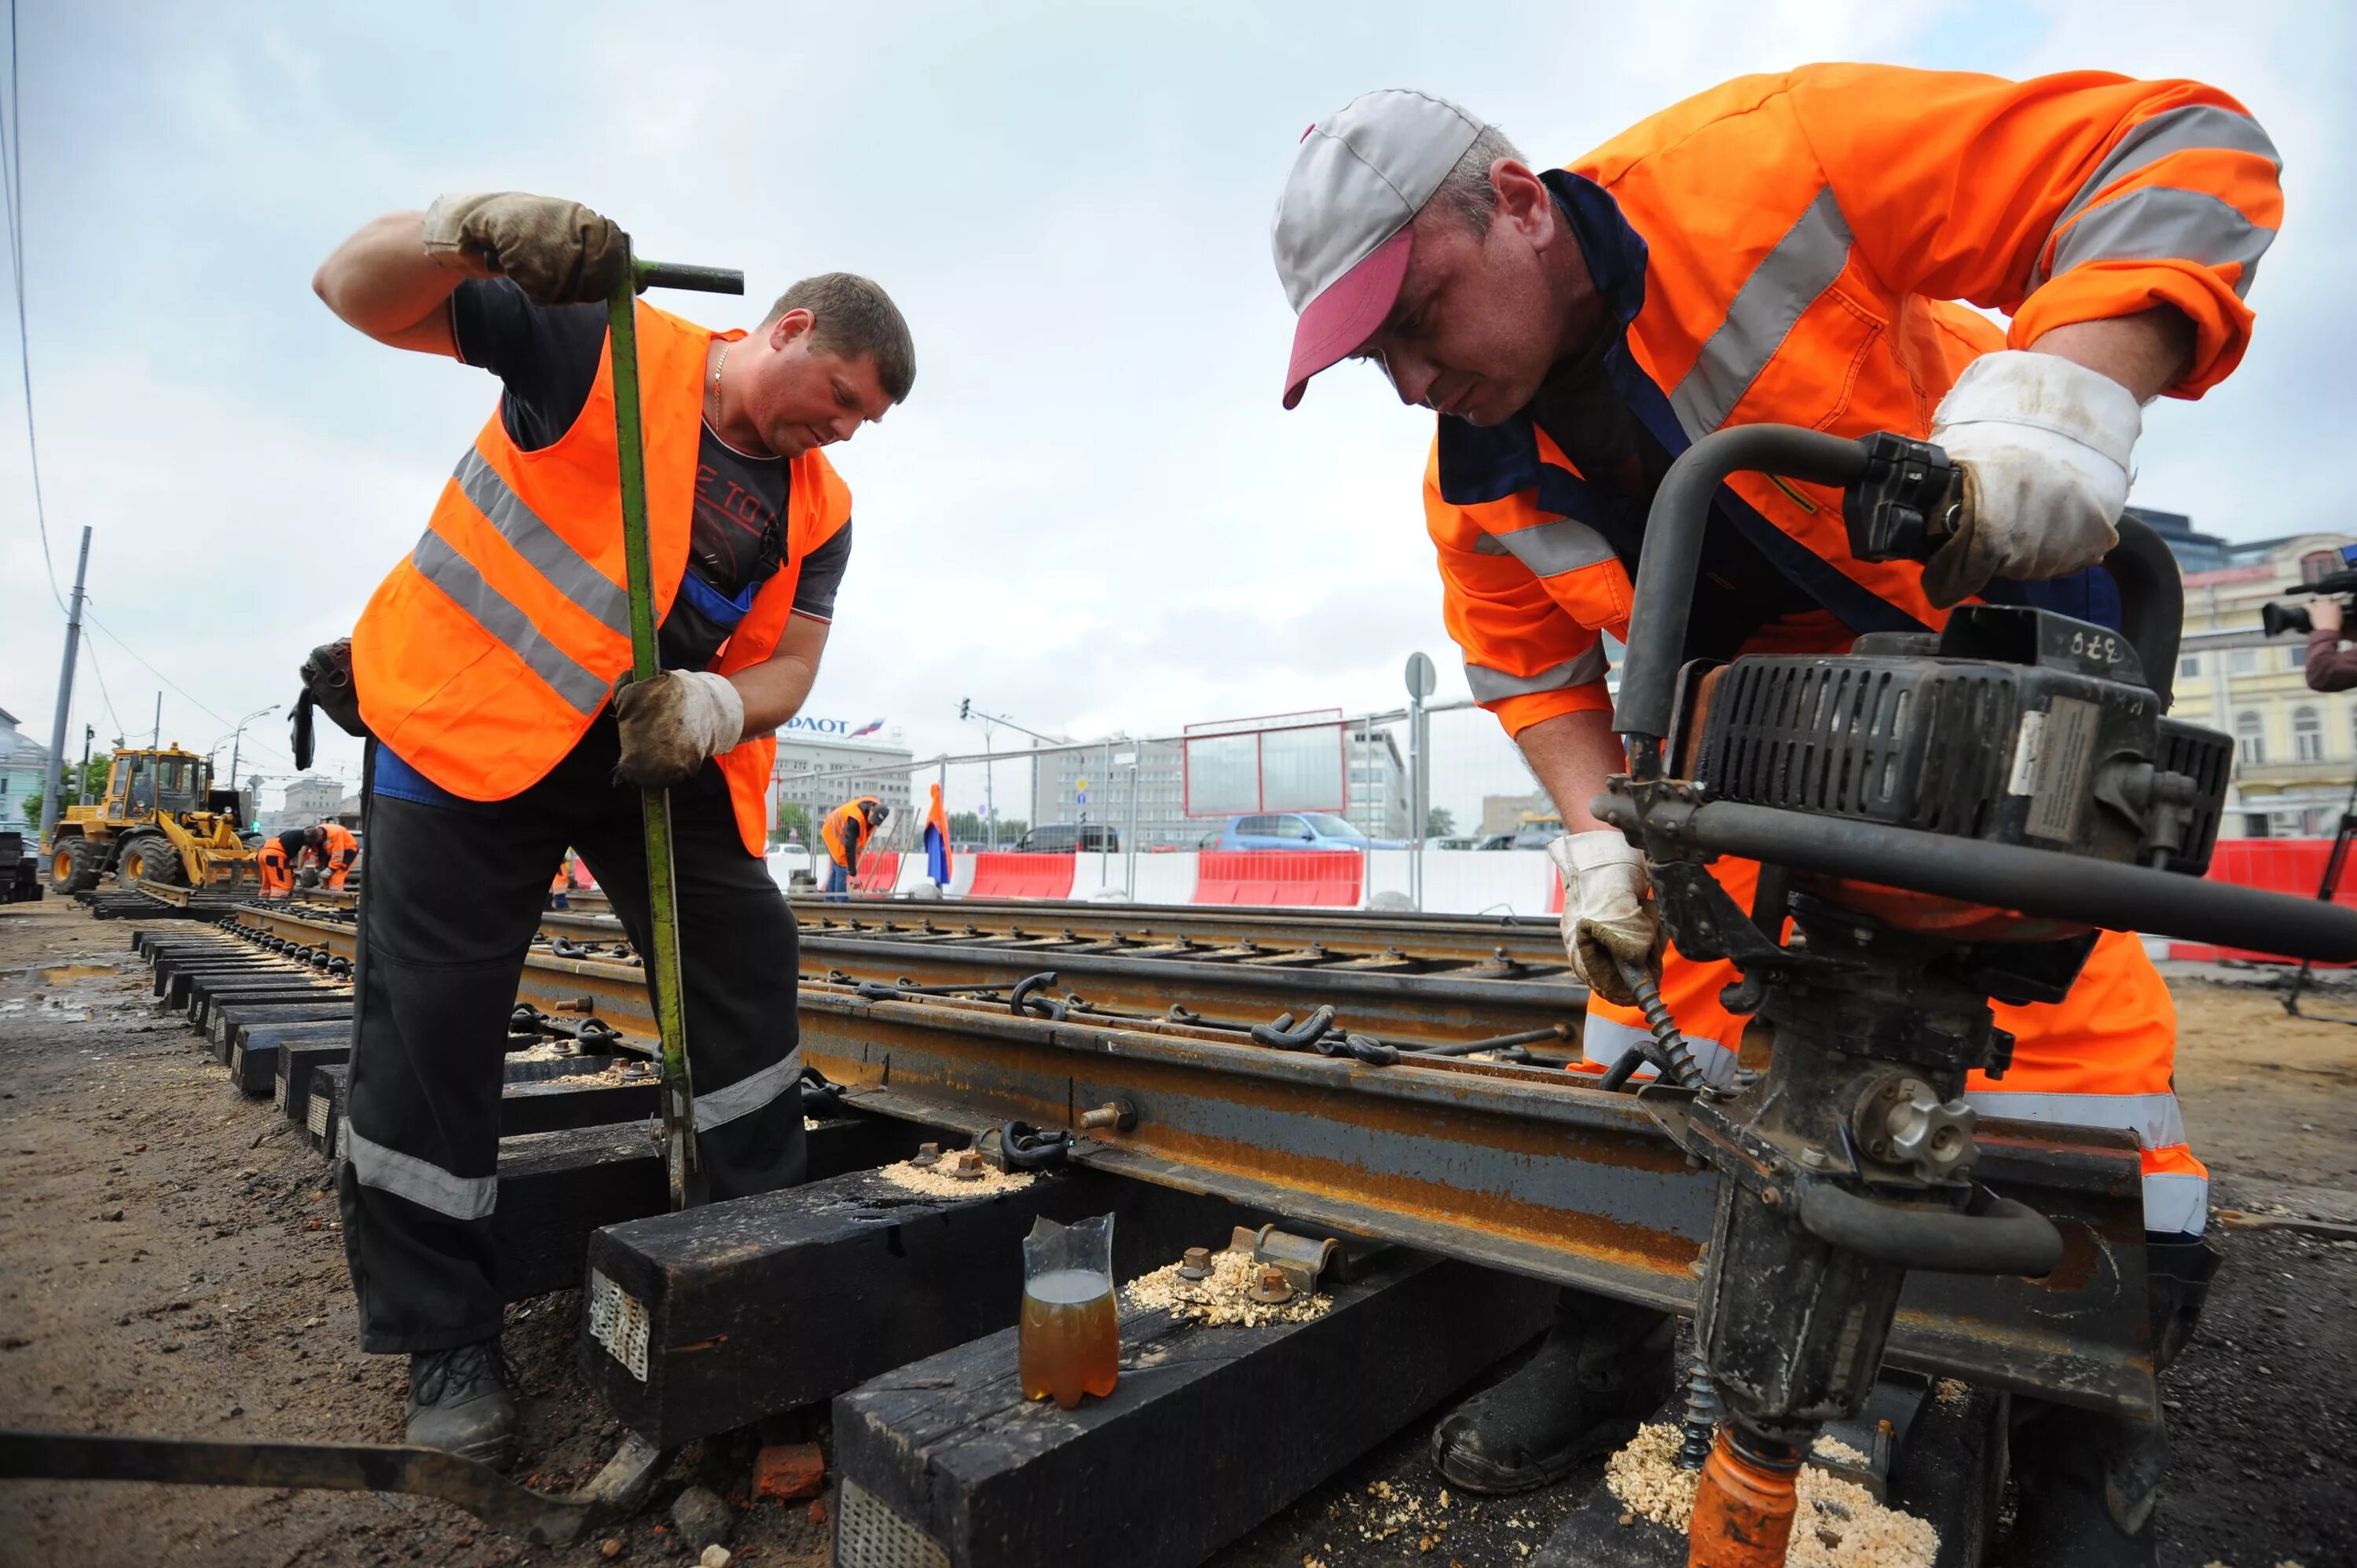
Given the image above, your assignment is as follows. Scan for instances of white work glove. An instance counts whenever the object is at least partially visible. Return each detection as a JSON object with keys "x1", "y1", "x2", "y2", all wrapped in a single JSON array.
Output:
[
  {"x1": 1547, "y1": 830, "x2": 1661, "y2": 1006},
  {"x1": 611, "y1": 670, "x2": 744, "y2": 788},
  {"x1": 1920, "y1": 350, "x2": 2142, "y2": 610}
]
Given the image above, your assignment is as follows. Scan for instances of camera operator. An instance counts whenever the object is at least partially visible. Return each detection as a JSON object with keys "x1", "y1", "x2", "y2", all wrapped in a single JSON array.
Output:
[{"x1": 2304, "y1": 597, "x2": 2357, "y2": 692}]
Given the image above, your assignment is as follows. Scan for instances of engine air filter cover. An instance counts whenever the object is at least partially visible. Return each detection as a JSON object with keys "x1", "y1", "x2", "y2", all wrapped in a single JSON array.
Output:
[{"x1": 1682, "y1": 606, "x2": 2228, "y2": 874}]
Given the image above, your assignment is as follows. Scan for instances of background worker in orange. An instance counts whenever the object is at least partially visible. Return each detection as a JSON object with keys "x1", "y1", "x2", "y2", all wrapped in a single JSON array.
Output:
[
  {"x1": 922, "y1": 781, "x2": 954, "y2": 889},
  {"x1": 312, "y1": 191, "x2": 913, "y2": 1467},
  {"x1": 255, "y1": 833, "x2": 292, "y2": 896},
  {"x1": 821, "y1": 793, "x2": 887, "y2": 899},
  {"x1": 1274, "y1": 67, "x2": 2278, "y2": 1560},
  {"x1": 306, "y1": 820, "x2": 360, "y2": 888}
]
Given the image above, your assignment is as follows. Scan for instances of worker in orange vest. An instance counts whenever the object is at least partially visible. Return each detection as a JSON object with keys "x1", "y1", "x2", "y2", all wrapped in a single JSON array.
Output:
[
  {"x1": 820, "y1": 795, "x2": 887, "y2": 900},
  {"x1": 1274, "y1": 68, "x2": 2278, "y2": 1555},
  {"x1": 922, "y1": 782, "x2": 953, "y2": 888},
  {"x1": 306, "y1": 821, "x2": 361, "y2": 889},
  {"x1": 255, "y1": 833, "x2": 292, "y2": 897},
  {"x1": 313, "y1": 191, "x2": 915, "y2": 1466}
]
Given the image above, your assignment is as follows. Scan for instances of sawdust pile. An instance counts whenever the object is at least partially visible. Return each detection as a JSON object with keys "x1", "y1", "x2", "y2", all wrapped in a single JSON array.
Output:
[
  {"x1": 1811, "y1": 1434, "x2": 1871, "y2": 1468},
  {"x1": 548, "y1": 1061, "x2": 649, "y2": 1086},
  {"x1": 1121, "y1": 1245, "x2": 1332, "y2": 1328},
  {"x1": 872, "y1": 1157, "x2": 1036, "y2": 1198},
  {"x1": 1604, "y1": 1423, "x2": 1939, "y2": 1568}
]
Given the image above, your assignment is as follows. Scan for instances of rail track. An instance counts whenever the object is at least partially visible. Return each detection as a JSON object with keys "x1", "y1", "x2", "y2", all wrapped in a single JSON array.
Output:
[{"x1": 205, "y1": 896, "x2": 2153, "y2": 1412}]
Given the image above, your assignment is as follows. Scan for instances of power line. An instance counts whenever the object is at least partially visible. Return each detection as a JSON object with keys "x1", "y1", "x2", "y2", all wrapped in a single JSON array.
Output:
[
  {"x1": 82, "y1": 635, "x2": 123, "y2": 736},
  {"x1": 81, "y1": 609, "x2": 299, "y2": 768},
  {"x1": 0, "y1": 0, "x2": 59, "y2": 614}
]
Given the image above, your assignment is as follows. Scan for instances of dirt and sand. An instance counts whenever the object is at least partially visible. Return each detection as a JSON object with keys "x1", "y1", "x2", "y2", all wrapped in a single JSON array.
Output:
[{"x1": 2, "y1": 898, "x2": 2352, "y2": 1566}]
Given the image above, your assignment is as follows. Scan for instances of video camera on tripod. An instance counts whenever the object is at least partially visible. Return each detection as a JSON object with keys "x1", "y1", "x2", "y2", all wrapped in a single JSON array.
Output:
[{"x1": 2259, "y1": 541, "x2": 2357, "y2": 638}]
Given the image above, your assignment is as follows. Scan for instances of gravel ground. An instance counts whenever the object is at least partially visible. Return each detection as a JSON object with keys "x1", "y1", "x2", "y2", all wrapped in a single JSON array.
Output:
[{"x1": 2, "y1": 900, "x2": 2352, "y2": 1566}]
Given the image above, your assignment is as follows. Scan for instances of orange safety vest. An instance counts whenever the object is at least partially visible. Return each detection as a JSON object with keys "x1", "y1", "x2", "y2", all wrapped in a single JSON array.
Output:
[
  {"x1": 1446, "y1": 67, "x2": 2279, "y2": 1237},
  {"x1": 822, "y1": 797, "x2": 878, "y2": 866},
  {"x1": 351, "y1": 300, "x2": 854, "y2": 857}
]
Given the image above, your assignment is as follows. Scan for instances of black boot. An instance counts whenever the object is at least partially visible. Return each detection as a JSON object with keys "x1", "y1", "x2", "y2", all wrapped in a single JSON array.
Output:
[
  {"x1": 2007, "y1": 1231, "x2": 2218, "y2": 1566},
  {"x1": 1431, "y1": 1288, "x2": 1675, "y2": 1493},
  {"x1": 2008, "y1": 1401, "x2": 2165, "y2": 1567},
  {"x1": 405, "y1": 1339, "x2": 517, "y2": 1469}
]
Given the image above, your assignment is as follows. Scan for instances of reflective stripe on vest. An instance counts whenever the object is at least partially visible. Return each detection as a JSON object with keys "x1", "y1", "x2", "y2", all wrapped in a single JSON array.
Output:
[
  {"x1": 1962, "y1": 1088, "x2": 2188, "y2": 1152},
  {"x1": 2047, "y1": 187, "x2": 2273, "y2": 299},
  {"x1": 1473, "y1": 515, "x2": 1618, "y2": 577},
  {"x1": 1464, "y1": 645, "x2": 1609, "y2": 704},
  {"x1": 2029, "y1": 104, "x2": 2282, "y2": 294},
  {"x1": 1667, "y1": 184, "x2": 1855, "y2": 442},
  {"x1": 451, "y1": 448, "x2": 633, "y2": 636},
  {"x1": 1964, "y1": 1086, "x2": 2205, "y2": 1235},
  {"x1": 410, "y1": 528, "x2": 609, "y2": 715}
]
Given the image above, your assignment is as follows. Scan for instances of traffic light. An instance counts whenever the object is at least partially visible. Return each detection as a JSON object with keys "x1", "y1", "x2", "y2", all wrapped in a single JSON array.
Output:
[{"x1": 959, "y1": 698, "x2": 970, "y2": 720}]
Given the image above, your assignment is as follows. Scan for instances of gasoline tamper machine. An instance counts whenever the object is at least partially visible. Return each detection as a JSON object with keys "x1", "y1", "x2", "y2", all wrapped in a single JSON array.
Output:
[{"x1": 1594, "y1": 425, "x2": 2357, "y2": 1565}]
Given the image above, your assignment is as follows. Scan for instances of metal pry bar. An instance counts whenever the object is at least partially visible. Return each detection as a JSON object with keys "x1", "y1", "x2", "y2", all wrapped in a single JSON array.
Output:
[{"x1": 605, "y1": 244, "x2": 743, "y2": 1211}]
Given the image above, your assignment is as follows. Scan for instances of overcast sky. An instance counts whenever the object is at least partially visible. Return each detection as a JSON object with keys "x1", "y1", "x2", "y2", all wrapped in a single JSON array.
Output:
[{"x1": 1, "y1": 0, "x2": 2348, "y2": 812}]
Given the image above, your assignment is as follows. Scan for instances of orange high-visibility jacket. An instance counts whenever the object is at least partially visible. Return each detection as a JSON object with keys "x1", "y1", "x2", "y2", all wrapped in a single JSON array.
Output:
[
  {"x1": 352, "y1": 301, "x2": 854, "y2": 857},
  {"x1": 1435, "y1": 65, "x2": 2278, "y2": 1238},
  {"x1": 319, "y1": 822, "x2": 358, "y2": 869},
  {"x1": 823, "y1": 797, "x2": 880, "y2": 866},
  {"x1": 1426, "y1": 64, "x2": 2279, "y2": 737}
]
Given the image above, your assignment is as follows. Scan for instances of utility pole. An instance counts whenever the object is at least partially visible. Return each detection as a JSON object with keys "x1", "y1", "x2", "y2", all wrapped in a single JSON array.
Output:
[
  {"x1": 38, "y1": 526, "x2": 91, "y2": 844},
  {"x1": 150, "y1": 693, "x2": 162, "y2": 752}
]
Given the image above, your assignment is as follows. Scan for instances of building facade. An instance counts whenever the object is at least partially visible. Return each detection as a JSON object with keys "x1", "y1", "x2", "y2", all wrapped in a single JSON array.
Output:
[
  {"x1": 2172, "y1": 532, "x2": 2357, "y2": 839},
  {"x1": 769, "y1": 717, "x2": 915, "y2": 844},
  {"x1": 1036, "y1": 741, "x2": 1199, "y2": 850},
  {"x1": 0, "y1": 707, "x2": 49, "y2": 833},
  {"x1": 1344, "y1": 727, "x2": 1409, "y2": 841}
]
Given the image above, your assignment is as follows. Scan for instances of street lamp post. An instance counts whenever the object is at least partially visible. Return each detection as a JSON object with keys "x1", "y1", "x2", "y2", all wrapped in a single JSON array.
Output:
[{"x1": 222, "y1": 705, "x2": 277, "y2": 829}]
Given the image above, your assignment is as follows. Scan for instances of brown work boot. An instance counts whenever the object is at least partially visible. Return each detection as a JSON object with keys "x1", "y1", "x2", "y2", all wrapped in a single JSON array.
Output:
[{"x1": 1430, "y1": 1288, "x2": 1674, "y2": 1493}]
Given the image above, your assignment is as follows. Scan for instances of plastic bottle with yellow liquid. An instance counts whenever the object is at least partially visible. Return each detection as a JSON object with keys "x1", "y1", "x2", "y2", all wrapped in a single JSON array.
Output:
[{"x1": 1018, "y1": 1213, "x2": 1118, "y2": 1409}]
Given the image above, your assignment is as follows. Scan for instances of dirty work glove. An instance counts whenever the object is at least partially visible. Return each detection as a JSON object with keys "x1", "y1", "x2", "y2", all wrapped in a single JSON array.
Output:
[
  {"x1": 611, "y1": 671, "x2": 744, "y2": 789},
  {"x1": 1547, "y1": 831, "x2": 1661, "y2": 1006},
  {"x1": 1919, "y1": 350, "x2": 2141, "y2": 610},
  {"x1": 421, "y1": 192, "x2": 627, "y2": 306}
]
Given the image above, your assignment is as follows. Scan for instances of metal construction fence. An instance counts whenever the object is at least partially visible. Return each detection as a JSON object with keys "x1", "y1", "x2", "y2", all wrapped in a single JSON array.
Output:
[{"x1": 768, "y1": 698, "x2": 1562, "y2": 903}]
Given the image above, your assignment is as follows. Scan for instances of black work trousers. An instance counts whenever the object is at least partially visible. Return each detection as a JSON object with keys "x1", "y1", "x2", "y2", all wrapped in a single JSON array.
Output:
[{"x1": 338, "y1": 716, "x2": 804, "y2": 1354}]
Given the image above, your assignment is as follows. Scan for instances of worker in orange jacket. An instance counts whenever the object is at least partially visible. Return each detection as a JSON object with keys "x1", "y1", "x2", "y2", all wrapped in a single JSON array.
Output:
[
  {"x1": 1274, "y1": 66, "x2": 2278, "y2": 1559},
  {"x1": 306, "y1": 821, "x2": 361, "y2": 889},
  {"x1": 821, "y1": 795, "x2": 888, "y2": 899},
  {"x1": 312, "y1": 191, "x2": 915, "y2": 1466},
  {"x1": 255, "y1": 834, "x2": 292, "y2": 897}
]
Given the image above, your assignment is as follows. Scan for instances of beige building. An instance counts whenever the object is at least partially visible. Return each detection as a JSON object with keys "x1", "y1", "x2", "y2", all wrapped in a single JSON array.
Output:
[{"x1": 2172, "y1": 533, "x2": 2357, "y2": 839}]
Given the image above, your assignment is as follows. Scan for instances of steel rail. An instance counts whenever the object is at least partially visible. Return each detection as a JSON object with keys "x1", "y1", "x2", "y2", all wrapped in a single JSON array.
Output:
[
  {"x1": 794, "y1": 990, "x2": 2154, "y2": 1416},
  {"x1": 279, "y1": 888, "x2": 1569, "y2": 974},
  {"x1": 208, "y1": 906, "x2": 2151, "y2": 1413},
  {"x1": 230, "y1": 907, "x2": 1586, "y2": 1054}
]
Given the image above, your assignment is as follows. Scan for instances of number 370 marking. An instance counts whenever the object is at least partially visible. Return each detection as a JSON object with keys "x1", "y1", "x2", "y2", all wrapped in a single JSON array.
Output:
[{"x1": 2069, "y1": 629, "x2": 2125, "y2": 663}]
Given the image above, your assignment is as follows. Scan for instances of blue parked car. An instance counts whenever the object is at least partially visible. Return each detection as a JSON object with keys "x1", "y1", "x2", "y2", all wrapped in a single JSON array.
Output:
[{"x1": 1213, "y1": 812, "x2": 1401, "y2": 851}]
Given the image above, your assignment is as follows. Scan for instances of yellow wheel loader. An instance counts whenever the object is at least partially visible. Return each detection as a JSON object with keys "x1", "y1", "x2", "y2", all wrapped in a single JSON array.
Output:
[{"x1": 45, "y1": 746, "x2": 258, "y2": 894}]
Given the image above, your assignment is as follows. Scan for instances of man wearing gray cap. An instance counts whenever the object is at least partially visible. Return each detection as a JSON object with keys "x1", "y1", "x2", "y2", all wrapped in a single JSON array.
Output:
[{"x1": 1270, "y1": 64, "x2": 2278, "y2": 1556}]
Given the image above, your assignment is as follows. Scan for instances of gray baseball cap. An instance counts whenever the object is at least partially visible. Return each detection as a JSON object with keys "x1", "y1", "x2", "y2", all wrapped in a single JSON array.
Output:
[{"x1": 1271, "y1": 89, "x2": 1486, "y2": 408}]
